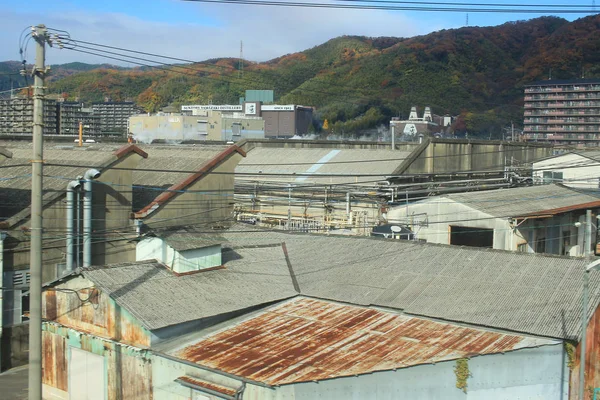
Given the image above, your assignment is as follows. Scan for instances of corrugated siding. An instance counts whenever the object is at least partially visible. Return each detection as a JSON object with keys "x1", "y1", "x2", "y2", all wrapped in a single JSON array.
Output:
[
  {"x1": 43, "y1": 277, "x2": 151, "y2": 348},
  {"x1": 42, "y1": 330, "x2": 68, "y2": 392}
]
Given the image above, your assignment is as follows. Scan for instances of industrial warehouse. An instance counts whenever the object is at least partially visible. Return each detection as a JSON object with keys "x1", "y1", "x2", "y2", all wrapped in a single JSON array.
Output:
[{"x1": 2, "y1": 14, "x2": 600, "y2": 400}]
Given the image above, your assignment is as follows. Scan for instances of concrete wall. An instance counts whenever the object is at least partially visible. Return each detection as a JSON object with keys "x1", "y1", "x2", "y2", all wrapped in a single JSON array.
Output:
[
  {"x1": 401, "y1": 139, "x2": 553, "y2": 175},
  {"x1": 3, "y1": 151, "x2": 143, "y2": 281},
  {"x1": 130, "y1": 115, "x2": 209, "y2": 142},
  {"x1": 533, "y1": 153, "x2": 600, "y2": 189},
  {"x1": 0, "y1": 323, "x2": 28, "y2": 371}
]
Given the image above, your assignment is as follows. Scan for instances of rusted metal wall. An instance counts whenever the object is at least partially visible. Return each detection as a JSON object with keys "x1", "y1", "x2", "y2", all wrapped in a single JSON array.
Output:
[
  {"x1": 43, "y1": 323, "x2": 152, "y2": 400},
  {"x1": 42, "y1": 329, "x2": 67, "y2": 392},
  {"x1": 570, "y1": 305, "x2": 600, "y2": 400},
  {"x1": 43, "y1": 276, "x2": 151, "y2": 348}
]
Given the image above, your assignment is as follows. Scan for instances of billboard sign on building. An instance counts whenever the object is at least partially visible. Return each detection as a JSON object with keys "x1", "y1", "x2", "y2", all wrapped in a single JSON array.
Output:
[
  {"x1": 244, "y1": 103, "x2": 257, "y2": 115},
  {"x1": 181, "y1": 105, "x2": 242, "y2": 111},
  {"x1": 261, "y1": 105, "x2": 295, "y2": 111}
]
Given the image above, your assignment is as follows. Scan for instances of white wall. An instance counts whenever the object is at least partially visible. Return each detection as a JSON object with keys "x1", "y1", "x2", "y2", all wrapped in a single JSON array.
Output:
[
  {"x1": 533, "y1": 153, "x2": 600, "y2": 189},
  {"x1": 387, "y1": 198, "x2": 513, "y2": 250},
  {"x1": 152, "y1": 344, "x2": 567, "y2": 400},
  {"x1": 136, "y1": 238, "x2": 222, "y2": 273}
]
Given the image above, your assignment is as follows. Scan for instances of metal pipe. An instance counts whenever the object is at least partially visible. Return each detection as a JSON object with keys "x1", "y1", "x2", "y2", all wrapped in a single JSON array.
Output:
[
  {"x1": 83, "y1": 169, "x2": 101, "y2": 268},
  {"x1": 66, "y1": 181, "x2": 81, "y2": 273}
]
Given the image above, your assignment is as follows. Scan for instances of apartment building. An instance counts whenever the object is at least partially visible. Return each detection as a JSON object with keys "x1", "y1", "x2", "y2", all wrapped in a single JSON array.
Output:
[
  {"x1": 0, "y1": 97, "x2": 58, "y2": 135},
  {"x1": 92, "y1": 101, "x2": 141, "y2": 136},
  {"x1": 57, "y1": 102, "x2": 100, "y2": 136},
  {"x1": 523, "y1": 79, "x2": 600, "y2": 147}
]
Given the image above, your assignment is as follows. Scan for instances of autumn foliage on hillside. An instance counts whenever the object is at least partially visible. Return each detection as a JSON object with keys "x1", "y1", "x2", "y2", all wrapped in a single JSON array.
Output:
[{"x1": 6, "y1": 14, "x2": 595, "y2": 137}]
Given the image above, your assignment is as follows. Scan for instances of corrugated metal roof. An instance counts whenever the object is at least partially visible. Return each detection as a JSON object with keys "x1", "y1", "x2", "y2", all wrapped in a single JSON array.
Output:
[
  {"x1": 0, "y1": 141, "x2": 230, "y2": 215},
  {"x1": 175, "y1": 376, "x2": 238, "y2": 399},
  {"x1": 81, "y1": 246, "x2": 297, "y2": 330},
  {"x1": 158, "y1": 227, "x2": 226, "y2": 251},
  {"x1": 236, "y1": 148, "x2": 411, "y2": 185},
  {"x1": 0, "y1": 145, "x2": 137, "y2": 220},
  {"x1": 78, "y1": 224, "x2": 600, "y2": 340},
  {"x1": 171, "y1": 297, "x2": 557, "y2": 386},
  {"x1": 444, "y1": 184, "x2": 600, "y2": 217}
]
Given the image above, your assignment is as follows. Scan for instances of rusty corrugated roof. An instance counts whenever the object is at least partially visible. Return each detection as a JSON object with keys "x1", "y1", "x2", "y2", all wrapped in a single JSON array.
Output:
[
  {"x1": 175, "y1": 376, "x2": 238, "y2": 399},
  {"x1": 172, "y1": 297, "x2": 557, "y2": 386}
]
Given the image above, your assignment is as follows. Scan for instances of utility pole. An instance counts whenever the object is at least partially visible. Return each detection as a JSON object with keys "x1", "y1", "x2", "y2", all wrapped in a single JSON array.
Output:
[
  {"x1": 579, "y1": 209, "x2": 593, "y2": 400},
  {"x1": 29, "y1": 24, "x2": 49, "y2": 400}
]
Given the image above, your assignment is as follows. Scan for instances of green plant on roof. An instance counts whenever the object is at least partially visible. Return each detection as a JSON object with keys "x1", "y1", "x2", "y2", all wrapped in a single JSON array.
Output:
[{"x1": 454, "y1": 358, "x2": 471, "y2": 393}]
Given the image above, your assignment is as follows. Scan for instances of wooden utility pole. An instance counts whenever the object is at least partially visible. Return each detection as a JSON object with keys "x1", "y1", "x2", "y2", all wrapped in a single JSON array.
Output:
[
  {"x1": 29, "y1": 24, "x2": 49, "y2": 400},
  {"x1": 78, "y1": 121, "x2": 83, "y2": 146}
]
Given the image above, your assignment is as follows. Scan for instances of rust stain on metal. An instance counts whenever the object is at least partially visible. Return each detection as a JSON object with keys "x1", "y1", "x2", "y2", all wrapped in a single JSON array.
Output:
[
  {"x1": 173, "y1": 297, "x2": 554, "y2": 386},
  {"x1": 177, "y1": 376, "x2": 238, "y2": 397},
  {"x1": 42, "y1": 330, "x2": 68, "y2": 391},
  {"x1": 47, "y1": 284, "x2": 150, "y2": 348}
]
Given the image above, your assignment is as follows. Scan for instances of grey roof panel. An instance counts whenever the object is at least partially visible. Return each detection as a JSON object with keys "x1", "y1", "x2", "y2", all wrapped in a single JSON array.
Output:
[
  {"x1": 236, "y1": 147, "x2": 411, "y2": 185},
  {"x1": 444, "y1": 184, "x2": 600, "y2": 217},
  {"x1": 78, "y1": 223, "x2": 599, "y2": 340}
]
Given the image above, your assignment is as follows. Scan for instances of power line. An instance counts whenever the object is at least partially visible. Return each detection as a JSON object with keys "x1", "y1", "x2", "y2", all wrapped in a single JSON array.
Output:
[{"x1": 180, "y1": 0, "x2": 598, "y2": 13}]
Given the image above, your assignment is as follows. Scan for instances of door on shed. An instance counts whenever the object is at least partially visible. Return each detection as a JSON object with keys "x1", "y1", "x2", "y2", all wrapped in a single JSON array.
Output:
[{"x1": 69, "y1": 347, "x2": 106, "y2": 400}]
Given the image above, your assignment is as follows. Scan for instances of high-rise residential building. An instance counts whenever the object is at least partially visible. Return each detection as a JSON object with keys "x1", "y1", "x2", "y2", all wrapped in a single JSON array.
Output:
[
  {"x1": 523, "y1": 79, "x2": 600, "y2": 147},
  {"x1": 92, "y1": 102, "x2": 142, "y2": 136},
  {"x1": 57, "y1": 102, "x2": 101, "y2": 136},
  {"x1": 0, "y1": 97, "x2": 58, "y2": 135}
]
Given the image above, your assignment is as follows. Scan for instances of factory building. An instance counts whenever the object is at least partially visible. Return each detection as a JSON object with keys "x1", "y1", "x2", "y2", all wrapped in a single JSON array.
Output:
[
  {"x1": 182, "y1": 102, "x2": 313, "y2": 138},
  {"x1": 129, "y1": 109, "x2": 265, "y2": 142}
]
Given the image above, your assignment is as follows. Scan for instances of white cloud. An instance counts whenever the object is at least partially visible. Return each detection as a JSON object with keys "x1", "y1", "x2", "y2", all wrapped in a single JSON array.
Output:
[{"x1": 0, "y1": 5, "x2": 431, "y2": 65}]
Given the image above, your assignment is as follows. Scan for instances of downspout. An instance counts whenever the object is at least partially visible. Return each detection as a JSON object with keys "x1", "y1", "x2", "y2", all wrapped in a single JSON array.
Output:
[
  {"x1": 65, "y1": 180, "x2": 81, "y2": 273},
  {"x1": 83, "y1": 169, "x2": 101, "y2": 268},
  {"x1": 0, "y1": 231, "x2": 6, "y2": 370}
]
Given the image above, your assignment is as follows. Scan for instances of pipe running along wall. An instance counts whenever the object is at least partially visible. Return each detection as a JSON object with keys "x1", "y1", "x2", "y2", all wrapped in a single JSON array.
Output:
[
  {"x1": 83, "y1": 169, "x2": 101, "y2": 268},
  {"x1": 65, "y1": 180, "x2": 81, "y2": 273}
]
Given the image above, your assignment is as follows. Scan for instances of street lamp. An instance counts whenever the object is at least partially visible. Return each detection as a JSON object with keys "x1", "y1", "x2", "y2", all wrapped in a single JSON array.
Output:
[{"x1": 580, "y1": 258, "x2": 600, "y2": 400}]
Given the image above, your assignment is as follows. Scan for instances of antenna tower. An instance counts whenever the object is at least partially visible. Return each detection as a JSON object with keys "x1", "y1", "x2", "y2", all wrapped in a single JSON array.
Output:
[
  {"x1": 239, "y1": 40, "x2": 243, "y2": 78},
  {"x1": 466, "y1": 13, "x2": 469, "y2": 26}
]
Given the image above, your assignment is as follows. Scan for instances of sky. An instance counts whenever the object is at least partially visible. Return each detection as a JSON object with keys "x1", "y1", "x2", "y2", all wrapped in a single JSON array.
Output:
[{"x1": 0, "y1": 0, "x2": 595, "y2": 66}]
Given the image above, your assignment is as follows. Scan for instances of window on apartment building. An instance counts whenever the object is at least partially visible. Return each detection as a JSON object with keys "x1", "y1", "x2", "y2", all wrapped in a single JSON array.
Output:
[{"x1": 542, "y1": 171, "x2": 563, "y2": 184}]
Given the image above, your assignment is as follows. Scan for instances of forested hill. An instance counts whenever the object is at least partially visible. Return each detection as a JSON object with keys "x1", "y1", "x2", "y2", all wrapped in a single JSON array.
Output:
[{"x1": 2, "y1": 14, "x2": 599, "y2": 137}]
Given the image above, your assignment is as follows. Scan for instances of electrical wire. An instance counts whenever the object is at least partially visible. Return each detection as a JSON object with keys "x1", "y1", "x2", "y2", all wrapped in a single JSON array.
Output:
[{"x1": 180, "y1": 0, "x2": 598, "y2": 13}]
